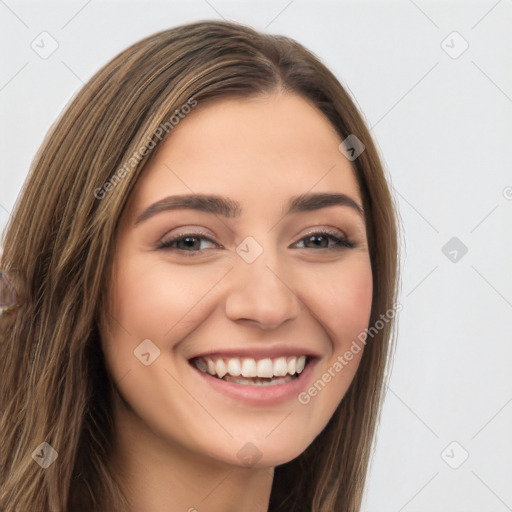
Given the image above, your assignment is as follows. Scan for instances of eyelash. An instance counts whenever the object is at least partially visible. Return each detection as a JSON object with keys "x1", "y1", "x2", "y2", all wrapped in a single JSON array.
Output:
[{"x1": 156, "y1": 229, "x2": 356, "y2": 256}]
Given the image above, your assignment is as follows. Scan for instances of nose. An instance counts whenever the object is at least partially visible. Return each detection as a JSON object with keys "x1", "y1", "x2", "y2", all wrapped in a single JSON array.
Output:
[{"x1": 224, "y1": 252, "x2": 301, "y2": 330}]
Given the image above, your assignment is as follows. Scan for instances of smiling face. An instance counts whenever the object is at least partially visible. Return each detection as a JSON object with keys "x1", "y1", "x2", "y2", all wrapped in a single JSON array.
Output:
[{"x1": 100, "y1": 91, "x2": 373, "y2": 470}]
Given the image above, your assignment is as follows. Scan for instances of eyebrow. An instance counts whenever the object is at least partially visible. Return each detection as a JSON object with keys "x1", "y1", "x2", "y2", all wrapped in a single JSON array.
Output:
[{"x1": 134, "y1": 192, "x2": 364, "y2": 225}]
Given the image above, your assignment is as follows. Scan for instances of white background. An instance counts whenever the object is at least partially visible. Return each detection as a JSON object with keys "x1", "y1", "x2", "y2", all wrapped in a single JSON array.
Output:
[{"x1": 1, "y1": 1, "x2": 511, "y2": 510}]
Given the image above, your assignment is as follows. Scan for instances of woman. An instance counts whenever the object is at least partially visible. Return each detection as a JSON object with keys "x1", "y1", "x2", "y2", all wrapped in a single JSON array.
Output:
[{"x1": 0, "y1": 20, "x2": 399, "y2": 512}]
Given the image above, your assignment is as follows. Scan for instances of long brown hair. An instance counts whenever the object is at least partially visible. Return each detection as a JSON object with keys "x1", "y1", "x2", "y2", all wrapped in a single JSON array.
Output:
[{"x1": 0, "y1": 20, "x2": 399, "y2": 512}]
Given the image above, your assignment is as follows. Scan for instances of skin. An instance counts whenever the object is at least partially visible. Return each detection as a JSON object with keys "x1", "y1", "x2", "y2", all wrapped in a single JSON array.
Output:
[{"x1": 100, "y1": 91, "x2": 373, "y2": 512}]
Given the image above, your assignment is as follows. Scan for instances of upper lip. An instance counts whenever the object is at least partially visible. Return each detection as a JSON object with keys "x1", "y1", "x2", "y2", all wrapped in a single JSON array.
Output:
[{"x1": 188, "y1": 344, "x2": 322, "y2": 360}]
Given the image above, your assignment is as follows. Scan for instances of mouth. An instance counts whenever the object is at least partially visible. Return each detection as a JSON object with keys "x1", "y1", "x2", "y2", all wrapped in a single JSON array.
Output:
[{"x1": 189, "y1": 355, "x2": 310, "y2": 387}]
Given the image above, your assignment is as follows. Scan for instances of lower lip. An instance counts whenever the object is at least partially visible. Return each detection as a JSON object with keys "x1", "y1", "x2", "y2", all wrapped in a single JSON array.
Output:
[{"x1": 190, "y1": 358, "x2": 317, "y2": 406}]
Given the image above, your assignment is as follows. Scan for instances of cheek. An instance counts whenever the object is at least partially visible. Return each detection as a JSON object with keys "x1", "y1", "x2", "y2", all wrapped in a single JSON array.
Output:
[
  {"x1": 293, "y1": 257, "x2": 372, "y2": 423},
  {"x1": 302, "y1": 256, "x2": 373, "y2": 349},
  {"x1": 109, "y1": 256, "x2": 223, "y2": 341}
]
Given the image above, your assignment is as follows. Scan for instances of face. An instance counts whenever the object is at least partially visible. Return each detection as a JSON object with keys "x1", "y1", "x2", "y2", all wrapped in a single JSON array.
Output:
[{"x1": 100, "y1": 92, "x2": 373, "y2": 469}]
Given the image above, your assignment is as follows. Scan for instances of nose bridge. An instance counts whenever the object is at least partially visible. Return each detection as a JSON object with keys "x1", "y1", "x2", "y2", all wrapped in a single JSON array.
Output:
[{"x1": 224, "y1": 237, "x2": 301, "y2": 329}]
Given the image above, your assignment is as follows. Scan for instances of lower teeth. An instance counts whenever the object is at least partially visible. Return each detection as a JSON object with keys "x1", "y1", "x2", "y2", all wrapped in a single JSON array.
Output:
[{"x1": 221, "y1": 374, "x2": 295, "y2": 386}]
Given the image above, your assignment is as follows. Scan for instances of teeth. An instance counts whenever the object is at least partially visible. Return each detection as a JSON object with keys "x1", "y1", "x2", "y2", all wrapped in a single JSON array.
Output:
[
  {"x1": 227, "y1": 358, "x2": 241, "y2": 376},
  {"x1": 224, "y1": 374, "x2": 295, "y2": 386},
  {"x1": 215, "y1": 359, "x2": 228, "y2": 378},
  {"x1": 194, "y1": 355, "x2": 309, "y2": 380},
  {"x1": 195, "y1": 358, "x2": 208, "y2": 373},
  {"x1": 256, "y1": 358, "x2": 273, "y2": 378},
  {"x1": 273, "y1": 357, "x2": 288, "y2": 377},
  {"x1": 241, "y1": 358, "x2": 257, "y2": 377},
  {"x1": 207, "y1": 359, "x2": 216, "y2": 375}
]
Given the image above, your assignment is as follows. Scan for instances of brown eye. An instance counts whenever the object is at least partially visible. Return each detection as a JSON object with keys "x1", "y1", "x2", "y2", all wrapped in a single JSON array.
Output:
[
  {"x1": 294, "y1": 230, "x2": 355, "y2": 250},
  {"x1": 157, "y1": 233, "x2": 219, "y2": 255}
]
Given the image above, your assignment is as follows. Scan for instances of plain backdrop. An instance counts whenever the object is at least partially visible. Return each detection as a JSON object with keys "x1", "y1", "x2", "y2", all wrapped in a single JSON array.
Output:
[{"x1": 1, "y1": 1, "x2": 511, "y2": 511}]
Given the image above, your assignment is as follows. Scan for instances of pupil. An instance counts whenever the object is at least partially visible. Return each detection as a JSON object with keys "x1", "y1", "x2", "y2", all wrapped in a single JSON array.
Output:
[
  {"x1": 307, "y1": 235, "x2": 326, "y2": 248},
  {"x1": 180, "y1": 237, "x2": 198, "y2": 250}
]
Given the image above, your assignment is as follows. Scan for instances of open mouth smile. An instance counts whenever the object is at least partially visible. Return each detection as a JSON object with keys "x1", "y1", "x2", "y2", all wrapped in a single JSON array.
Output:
[
  {"x1": 191, "y1": 355, "x2": 309, "y2": 386},
  {"x1": 187, "y1": 351, "x2": 318, "y2": 405}
]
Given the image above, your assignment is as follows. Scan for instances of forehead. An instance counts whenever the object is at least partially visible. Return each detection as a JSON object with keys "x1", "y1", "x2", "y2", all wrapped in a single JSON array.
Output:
[{"x1": 124, "y1": 92, "x2": 362, "y2": 221}]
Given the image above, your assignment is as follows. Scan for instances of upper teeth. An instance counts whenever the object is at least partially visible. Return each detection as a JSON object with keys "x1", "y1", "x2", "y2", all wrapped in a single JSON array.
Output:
[{"x1": 195, "y1": 355, "x2": 307, "y2": 379}]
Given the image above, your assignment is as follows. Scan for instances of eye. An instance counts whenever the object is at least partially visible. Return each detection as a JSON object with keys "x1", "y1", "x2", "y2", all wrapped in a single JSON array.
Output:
[
  {"x1": 156, "y1": 232, "x2": 220, "y2": 256},
  {"x1": 292, "y1": 229, "x2": 355, "y2": 250},
  {"x1": 156, "y1": 228, "x2": 355, "y2": 256}
]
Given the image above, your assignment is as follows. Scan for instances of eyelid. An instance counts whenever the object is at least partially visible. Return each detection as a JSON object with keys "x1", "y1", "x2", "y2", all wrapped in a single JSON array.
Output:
[
  {"x1": 157, "y1": 226, "x2": 219, "y2": 243},
  {"x1": 297, "y1": 226, "x2": 348, "y2": 240}
]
